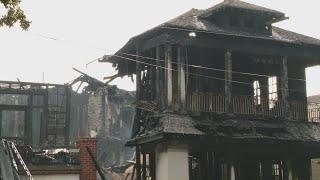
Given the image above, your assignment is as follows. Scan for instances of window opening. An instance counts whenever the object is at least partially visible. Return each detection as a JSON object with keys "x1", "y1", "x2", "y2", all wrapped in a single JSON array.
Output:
[
  {"x1": 253, "y1": 80, "x2": 261, "y2": 105},
  {"x1": 268, "y1": 76, "x2": 278, "y2": 109}
]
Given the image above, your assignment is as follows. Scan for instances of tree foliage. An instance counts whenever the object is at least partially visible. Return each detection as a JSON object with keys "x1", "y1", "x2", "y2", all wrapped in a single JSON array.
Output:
[{"x1": 0, "y1": 0, "x2": 30, "y2": 30}]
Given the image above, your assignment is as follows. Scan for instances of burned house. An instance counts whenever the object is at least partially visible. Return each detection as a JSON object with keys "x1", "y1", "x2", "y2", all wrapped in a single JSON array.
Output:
[
  {"x1": 103, "y1": 0, "x2": 320, "y2": 180},
  {"x1": 0, "y1": 73, "x2": 135, "y2": 179},
  {"x1": 69, "y1": 70, "x2": 136, "y2": 169},
  {"x1": 0, "y1": 80, "x2": 71, "y2": 148}
]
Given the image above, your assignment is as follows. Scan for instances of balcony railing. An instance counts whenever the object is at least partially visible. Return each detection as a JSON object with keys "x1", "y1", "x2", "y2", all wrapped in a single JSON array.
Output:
[
  {"x1": 187, "y1": 92, "x2": 320, "y2": 122},
  {"x1": 308, "y1": 103, "x2": 320, "y2": 122}
]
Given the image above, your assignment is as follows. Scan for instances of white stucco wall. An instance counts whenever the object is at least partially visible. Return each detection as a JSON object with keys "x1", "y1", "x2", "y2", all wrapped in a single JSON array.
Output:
[
  {"x1": 155, "y1": 142, "x2": 189, "y2": 180},
  {"x1": 312, "y1": 159, "x2": 320, "y2": 180},
  {"x1": 33, "y1": 174, "x2": 79, "y2": 180}
]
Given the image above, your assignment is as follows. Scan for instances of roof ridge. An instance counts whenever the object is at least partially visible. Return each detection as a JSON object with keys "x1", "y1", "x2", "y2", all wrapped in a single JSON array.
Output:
[{"x1": 202, "y1": 0, "x2": 284, "y2": 17}]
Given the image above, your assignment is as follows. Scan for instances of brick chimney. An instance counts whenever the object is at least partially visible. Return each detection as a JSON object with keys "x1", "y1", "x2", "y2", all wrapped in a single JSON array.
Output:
[{"x1": 77, "y1": 138, "x2": 98, "y2": 180}]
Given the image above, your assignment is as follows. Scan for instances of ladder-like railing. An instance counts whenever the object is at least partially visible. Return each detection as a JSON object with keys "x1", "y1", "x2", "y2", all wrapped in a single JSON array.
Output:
[
  {"x1": 8, "y1": 141, "x2": 34, "y2": 180},
  {"x1": 187, "y1": 92, "x2": 320, "y2": 122}
]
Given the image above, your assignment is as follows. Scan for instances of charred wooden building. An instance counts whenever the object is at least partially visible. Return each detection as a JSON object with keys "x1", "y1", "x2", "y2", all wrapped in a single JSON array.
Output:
[
  {"x1": 0, "y1": 80, "x2": 71, "y2": 148},
  {"x1": 103, "y1": 1, "x2": 320, "y2": 180}
]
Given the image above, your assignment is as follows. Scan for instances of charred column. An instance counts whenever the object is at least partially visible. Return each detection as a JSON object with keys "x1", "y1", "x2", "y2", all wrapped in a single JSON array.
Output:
[
  {"x1": 165, "y1": 44, "x2": 173, "y2": 111},
  {"x1": 142, "y1": 153, "x2": 147, "y2": 180},
  {"x1": 136, "y1": 145, "x2": 142, "y2": 180},
  {"x1": 0, "y1": 111, "x2": 2, "y2": 136},
  {"x1": 25, "y1": 91, "x2": 33, "y2": 145},
  {"x1": 261, "y1": 160, "x2": 272, "y2": 180},
  {"x1": 280, "y1": 56, "x2": 290, "y2": 119},
  {"x1": 135, "y1": 47, "x2": 142, "y2": 180},
  {"x1": 177, "y1": 46, "x2": 187, "y2": 113},
  {"x1": 65, "y1": 86, "x2": 71, "y2": 146},
  {"x1": 131, "y1": 47, "x2": 142, "y2": 138},
  {"x1": 136, "y1": 48, "x2": 142, "y2": 101},
  {"x1": 40, "y1": 86, "x2": 49, "y2": 145},
  {"x1": 225, "y1": 50, "x2": 233, "y2": 113},
  {"x1": 284, "y1": 159, "x2": 293, "y2": 180},
  {"x1": 155, "y1": 47, "x2": 161, "y2": 105},
  {"x1": 227, "y1": 153, "x2": 236, "y2": 180},
  {"x1": 293, "y1": 156, "x2": 312, "y2": 180}
]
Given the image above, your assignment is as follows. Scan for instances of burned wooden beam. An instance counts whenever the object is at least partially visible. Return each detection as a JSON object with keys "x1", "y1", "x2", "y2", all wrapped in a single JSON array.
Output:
[
  {"x1": 178, "y1": 46, "x2": 187, "y2": 113},
  {"x1": 70, "y1": 68, "x2": 105, "y2": 93},
  {"x1": 136, "y1": 146, "x2": 142, "y2": 180},
  {"x1": 225, "y1": 50, "x2": 233, "y2": 113},
  {"x1": 86, "y1": 146, "x2": 106, "y2": 180},
  {"x1": 165, "y1": 44, "x2": 173, "y2": 110},
  {"x1": 280, "y1": 56, "x2": 290, "y2": 119},
  {"x1": 155, "y1": 47, "x2": 161, "y2": 105}
]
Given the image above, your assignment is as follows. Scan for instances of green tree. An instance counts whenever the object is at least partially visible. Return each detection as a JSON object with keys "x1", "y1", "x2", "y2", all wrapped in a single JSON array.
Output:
[{"x1": 0, "y1": 0, "x2": 30, "y2": 30}]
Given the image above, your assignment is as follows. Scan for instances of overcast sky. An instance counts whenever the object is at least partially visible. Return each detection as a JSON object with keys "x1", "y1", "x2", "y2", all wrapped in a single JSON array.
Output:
[{"x1": 0, "y1": 0, "x2": 319, "y2": 95}]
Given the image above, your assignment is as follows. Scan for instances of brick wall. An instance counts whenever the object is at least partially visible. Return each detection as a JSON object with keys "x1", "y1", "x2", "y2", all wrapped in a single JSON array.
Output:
[{"x1": 77, "y1": 138, "x2": 97, "y2": 180}]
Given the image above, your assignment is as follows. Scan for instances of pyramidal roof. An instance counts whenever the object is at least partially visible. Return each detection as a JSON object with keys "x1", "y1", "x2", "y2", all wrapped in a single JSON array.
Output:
[
  {"x1": 201, "y1": 0, "x2": 285, "y2": 18},
  {"x1": 106, "y1": 0, "x2": 320, "y2": 58}
]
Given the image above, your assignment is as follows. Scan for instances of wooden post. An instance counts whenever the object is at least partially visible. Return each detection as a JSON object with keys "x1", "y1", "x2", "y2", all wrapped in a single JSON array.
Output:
[
  {"x1": 225, "y1": 50, "x2": 233, "y2": 113},
  {"x1": 155, "y1": 47, "x2": 161, "y2": 104},
  {"x1": 227, "y1": 153, "x2": 236, "y2": 180},
  {"x1": 262, "y1": 160, "x2": 272, "y2": 180},
  {"x1": 208, "y1": 152, "x2": 214, "y2": 180},
  {"x1": 25, "y1": 92, "x2": 33, "y2": 145},
  {"x1": 136, "y1": 48, "x2": 142, "y2": 101},
  {"x1": 131, "y1": 47, "x2": 142, "y2": 138},
  {"x1": 165, "y1": 44, "x2": 173, "y2": 111},
  {"x1": 284, "y1": 159, "x2": 293, "y2": 180},
  {"x1": 150, "y1": 152, "x2": 156, "y2": 180},
  {"x1": 142, "y1": 153, "x2": 147, "y2": 180},
  {"x1": 40, "y1": 86, "x2": 49, "y2": 145},
  {"x1": 295, "y1": 157, "x2": 311, "y2": 180},
  {"x1": 291, "y1": 159, "x2": 299, "y2": 180},
  {"x1": 136, "y1": 146, "x2": 142, "y2": 180},
  {"x1": 304, "y1": 157, "x2": 312, "y2": 180},
  {"x1": 178, "y1": 46, "x2": 187, "y2": 113},
  {"x1": 280, "y1": 56, "x2": 290, "y2": 119},
  {"x1": 0, "y1": 110, "x2": 2, "y2": 136},
  {"x1": 65, "y1": 86, "x2": 71, "y2": 146}
]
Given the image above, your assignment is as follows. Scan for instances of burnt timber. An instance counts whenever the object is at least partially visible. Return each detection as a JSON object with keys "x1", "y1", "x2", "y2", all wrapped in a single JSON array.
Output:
[{"x1": 102, "y1": 0, "x2": 320, "y2": 180}]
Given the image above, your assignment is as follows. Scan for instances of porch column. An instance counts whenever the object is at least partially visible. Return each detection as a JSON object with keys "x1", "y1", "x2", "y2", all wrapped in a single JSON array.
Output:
[
  {"x1": 155, "y1": 142, "x2": 189, "y2": 180},
  {"x1": 165, "y1": 44, "x2": 173, "y2": 111},
  {"x1": 280, "y1": 56, "x2": 290, "y2": 119},
  {"x1": 178, "y1": 46, "x2": 187, "y2": 113},
  {"x1": 225, "y1": 50, "x2": 233, "y2": 113}
]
